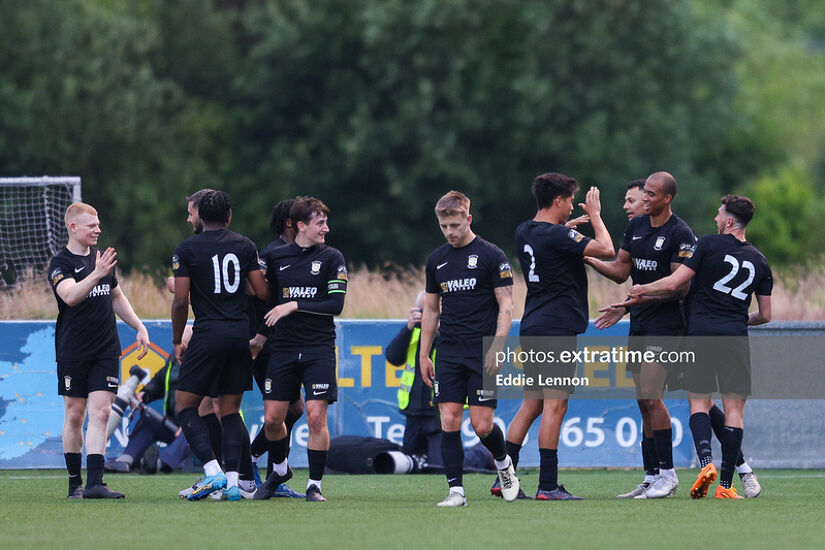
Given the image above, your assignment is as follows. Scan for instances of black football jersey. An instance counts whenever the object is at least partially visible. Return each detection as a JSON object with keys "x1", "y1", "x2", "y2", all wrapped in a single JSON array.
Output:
[
  {"x1": 425, "y1": 236, "x2": 513, "y2": 360},
  {"x1": 683, "y1": 234, "x2": 772, "y2": 335},
  {"x1": 248, "y1": 237, "x2": 287, "y2": 340},
  {"x1": 260, "y1": 242, "x2": 347, "y2": 350},
  {"x1": 515, "y1": 221, "x2": 592, "y2": 335},
  {"x1": 620, "y1": 214, "x2": 696, "y2": 332},
  {"x1": 172, "y1": 228, "x2": 261, "y2": 338},
  {"x1": 48, "y1": 247, "x2": 121, "y2": 361}
]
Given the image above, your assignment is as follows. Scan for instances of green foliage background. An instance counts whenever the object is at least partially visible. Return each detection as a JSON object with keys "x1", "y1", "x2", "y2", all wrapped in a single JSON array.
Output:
[{"x1": 2, "y1": 0, "x2": 823, "y2": 272}]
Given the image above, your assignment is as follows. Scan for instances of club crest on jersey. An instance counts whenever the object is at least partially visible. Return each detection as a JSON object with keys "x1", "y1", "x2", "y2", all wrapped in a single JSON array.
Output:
[
  {"x1": 311, "y1": 260, "x2": 322, "y2": 275},
  {"x1": 264, "y1": 379, "x2": 272, "y2": 394},
  {"x1": 64, "y1": 376, "x2": 71, "y2": 391},
  {"x1": 654, "y1": 236, "x2": 666, "y2": 251},
  {"x1": 172, "y1": 255, "x2": 180, "y2": 271},
  {"x1": 568, "y1": 229, "x2": 585, "y2": 243},
  {"x1": 467, "y1": 254, "x2": 478, "y2": 269}
]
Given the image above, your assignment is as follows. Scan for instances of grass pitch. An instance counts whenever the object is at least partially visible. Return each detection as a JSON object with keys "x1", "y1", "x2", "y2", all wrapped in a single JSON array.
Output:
[{"x1": 1, "y1": 469, "x2": 823, "y2": 550}]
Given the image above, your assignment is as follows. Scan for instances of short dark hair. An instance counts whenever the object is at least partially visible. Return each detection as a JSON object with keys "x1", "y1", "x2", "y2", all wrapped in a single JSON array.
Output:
[
  {"x1": 290, "y1": 196, "x2": 330, "y2": 227},
  {"x1": 198, "y1": 190, "x2": 232, "y2": 225},
  {"x1": 626, "y1": 179, "x2": 645, "y2": 191},
  {"x1": 270, "y1": 199, "x2": 296, "y2": 236},
  {"x1": 532, "y1": 172, "x2": 579, "y2": 209},
  {"x1": 186, "y1": 188, "x2": 215, "y2": 208},
  {"x1": 721, "y1": 194, "x2": 754, "y2": 227}
]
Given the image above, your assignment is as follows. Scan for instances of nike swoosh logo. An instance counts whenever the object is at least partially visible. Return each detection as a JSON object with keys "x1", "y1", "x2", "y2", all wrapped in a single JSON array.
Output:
[
  {"x1": 632, "y1": 236, "x2": 642, "y2": 240},
  {"x1": 107, "y1": 383, "x2": 117, "y2": 388},
  {"x1": 477, "y1": 396, "x2": 494, "y2": 402},
  {"x1": 74, "y1": 266, "x2": 85, "y2": 273},
  {"x1": 279, "y1": 265, "x2": 290, "y2": 271},
  {"x1": 313, "y1": 390, "x2": 327, "y2": 395},
  {"x1": 437, "y1": 262, "x2": 448, "y2": 269}
]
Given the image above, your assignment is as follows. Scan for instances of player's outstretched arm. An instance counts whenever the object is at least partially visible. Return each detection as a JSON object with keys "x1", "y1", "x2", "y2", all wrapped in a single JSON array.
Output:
[
  {"x1": 580, "y1": 187, "x2": 615, "y2": 259},
  {"x1": 112, "y1": 286, "x2": 150, "y2": 359},
  {"x1": 55, "y1": 248, "x2": 118, "y2": 307},
  {"x1": 418, "y1": 292, "x2": 440, "y2": 389},
  {"x1": 593, "y1": 305, "x2": 628, "y2": 330},
  {"x1": 627, "y1": 264, "x2": 695, "y2": 300},
  {"x1": 748, "y1": 295, "x2": 771, "y2": 326},
  {"x1": 585, "y1": 249, "x2": 632, "y2": 283}
]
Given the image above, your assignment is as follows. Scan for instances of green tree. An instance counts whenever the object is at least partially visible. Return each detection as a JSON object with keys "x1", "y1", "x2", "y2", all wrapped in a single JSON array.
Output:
[
  {"x1": 230, "y1": 0, "x2": 753, "y2": 265},
  {"x1": 738, "y1": 161, "x2": 825, "y2": 265}
]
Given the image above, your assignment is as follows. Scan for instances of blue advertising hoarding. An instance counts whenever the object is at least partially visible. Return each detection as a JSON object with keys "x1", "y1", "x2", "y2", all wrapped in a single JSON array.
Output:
[{"x1": 0, "y1": 319, "x2": 692, "y2": 469}]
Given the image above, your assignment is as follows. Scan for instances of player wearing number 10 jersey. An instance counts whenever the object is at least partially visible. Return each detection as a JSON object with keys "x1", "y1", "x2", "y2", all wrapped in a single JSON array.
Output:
[
  {"x1": 171, "y1": 190, "x2": 270, "y2": 500},
  {"x1": 628, "y1": 195, "x2": 772, "y2": 500}
]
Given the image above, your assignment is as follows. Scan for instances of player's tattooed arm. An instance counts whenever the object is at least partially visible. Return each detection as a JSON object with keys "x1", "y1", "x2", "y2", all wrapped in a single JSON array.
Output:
[
  {"x1": 486, "y1": 285, "x2": 513, "y2": 375},
  {"x1": 493, "y1": 285, "x2": 513, "y2": 337}
]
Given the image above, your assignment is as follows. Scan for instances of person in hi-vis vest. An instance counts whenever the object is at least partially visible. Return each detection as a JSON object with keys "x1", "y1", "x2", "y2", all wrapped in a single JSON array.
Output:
[{"x1": 385, "y1": 292, "x2": 441, "y2": 460}]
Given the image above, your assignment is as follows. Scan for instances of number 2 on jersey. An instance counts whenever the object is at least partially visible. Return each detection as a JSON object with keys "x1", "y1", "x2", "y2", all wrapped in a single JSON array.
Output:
[
  {"x1": 523, "y1": 244, "x2": 539, "y2": 282},
  {"x1": 712, "y1": 254, "x2": 754, "y2": 300},
  {"x1": 211, "y1": 253, "x2": 241, "y2": 294}
]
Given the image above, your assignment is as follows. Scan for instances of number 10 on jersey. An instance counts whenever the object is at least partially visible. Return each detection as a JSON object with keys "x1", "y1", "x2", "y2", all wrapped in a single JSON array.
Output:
[{"x1": 211, "y1": 253, "x2": 241, "y2": 293}]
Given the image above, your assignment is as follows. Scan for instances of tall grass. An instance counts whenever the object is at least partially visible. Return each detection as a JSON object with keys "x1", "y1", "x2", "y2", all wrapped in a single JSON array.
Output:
[{"x1": 1, "y1": 265, "x2": 821, "y2": 321}]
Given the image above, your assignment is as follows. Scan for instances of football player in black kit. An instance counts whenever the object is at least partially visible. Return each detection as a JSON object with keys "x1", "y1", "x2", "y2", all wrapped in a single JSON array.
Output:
[
  {"x1": 587, "y1": 172, "x2": 696, "y2": 499},
  {"x1": 247, "y1": 199, "x2": 306, "y2": 498},
  {"x1": 628, "y1": 195, "x2": 771, "y2": 499},
  {"x1": 171, "y1": 190, "x2": 270, "y2": 500},
  {"x1": 253, "y1": 197, "x2": 347, "y2": 502},
  {"x1": 505, "y1": 173, "x2": 614, "y2": 501},
  {"x1": 418, "y1": 190, "x2": 520, "y2": 507},
  {"x1": 48, "y1": 202, "x2": 150, "y2": 499}
]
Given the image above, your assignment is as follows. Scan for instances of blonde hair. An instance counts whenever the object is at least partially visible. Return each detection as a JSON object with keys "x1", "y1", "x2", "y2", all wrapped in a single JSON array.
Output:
[
  {"x1": 64, "y1": 202, "x2": 98, "y2": 229},
  {"x1": 435, "y1": 190, "x2": 470, "y2": 218}
]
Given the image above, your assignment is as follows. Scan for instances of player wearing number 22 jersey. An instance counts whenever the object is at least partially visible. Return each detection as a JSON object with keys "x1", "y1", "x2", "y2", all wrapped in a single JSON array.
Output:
[{"x1": 628, "y1": 194, "x2": 771, "y2": 500}]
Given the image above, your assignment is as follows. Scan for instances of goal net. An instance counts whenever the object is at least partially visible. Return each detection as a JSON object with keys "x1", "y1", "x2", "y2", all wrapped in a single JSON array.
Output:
[{"x1": 0, "y1": 176, "x2": 82, "y2": 287}]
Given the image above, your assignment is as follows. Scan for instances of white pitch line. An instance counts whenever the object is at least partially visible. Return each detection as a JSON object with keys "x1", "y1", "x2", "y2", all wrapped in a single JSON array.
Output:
[{"x1": 0, "y1": 475, "x2": 66, "y2": 480}]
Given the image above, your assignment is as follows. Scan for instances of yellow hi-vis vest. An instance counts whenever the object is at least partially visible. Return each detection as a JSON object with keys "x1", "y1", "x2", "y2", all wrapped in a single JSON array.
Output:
[{"x1": 397, "y1": 328, "x2": 435, "y2": 410}]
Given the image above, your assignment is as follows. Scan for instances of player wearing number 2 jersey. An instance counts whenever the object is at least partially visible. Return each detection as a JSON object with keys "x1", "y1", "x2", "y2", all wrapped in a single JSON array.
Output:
[
  {"x1": 171, "y1": 190, "x2": 270, "y2": 501},
  {"x1": 628, "y1": 195, "x2": 771, "y2": 500},
  {"x1": 504, "y1": 173, "x2": 614, "y2": 501}
]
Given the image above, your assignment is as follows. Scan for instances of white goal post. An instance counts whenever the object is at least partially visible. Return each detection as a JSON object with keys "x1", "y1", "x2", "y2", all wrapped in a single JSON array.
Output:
[{"x1": 0, "y1": 176, "x2": 82, "y2": 286}]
